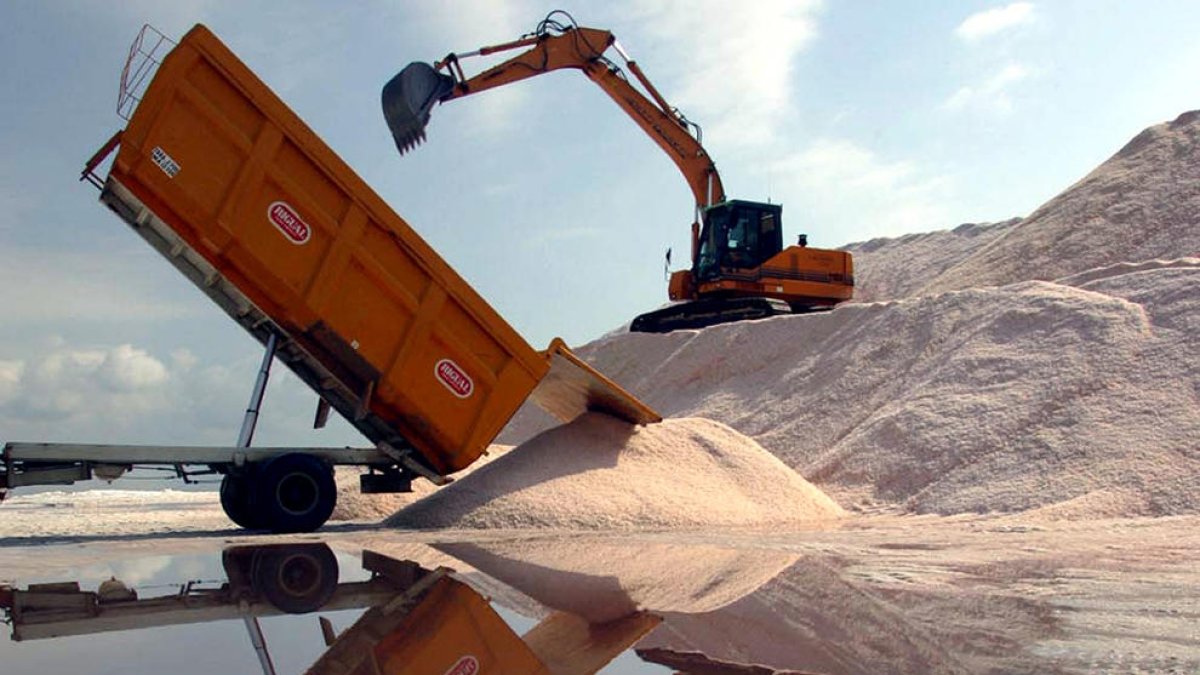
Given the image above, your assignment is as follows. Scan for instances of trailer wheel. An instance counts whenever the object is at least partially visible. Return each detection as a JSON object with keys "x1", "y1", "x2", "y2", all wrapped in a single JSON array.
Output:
[
  {"x1": 255, "y1": 454, "x2": 336, "y2": 533},
  {"x1": 220, "y1": 473, "x2": 265, "y2": 530},
  {"x1": 253, "y1": 544, "x2": 339, "y2": 614}
]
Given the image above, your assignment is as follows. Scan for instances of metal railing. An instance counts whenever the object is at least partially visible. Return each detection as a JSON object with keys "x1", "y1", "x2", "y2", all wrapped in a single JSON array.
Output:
[{"x1": 117, "y1": 24, "x2": 175, "y2": 121}]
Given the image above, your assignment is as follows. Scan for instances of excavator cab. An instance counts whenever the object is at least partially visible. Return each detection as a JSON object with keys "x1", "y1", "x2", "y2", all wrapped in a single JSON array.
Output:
[{"x1": 695, "y1": 200, "x2": 784, "y2": 281}]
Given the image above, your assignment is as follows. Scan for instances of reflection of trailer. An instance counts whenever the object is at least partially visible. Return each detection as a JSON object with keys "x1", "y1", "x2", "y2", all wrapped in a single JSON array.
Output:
[
  {"x1": 0, "y1": 25, "x2": 659, "y2": 533},
  {"x1": 0, "y1": 544, "x2": 369, "y2": 643}
]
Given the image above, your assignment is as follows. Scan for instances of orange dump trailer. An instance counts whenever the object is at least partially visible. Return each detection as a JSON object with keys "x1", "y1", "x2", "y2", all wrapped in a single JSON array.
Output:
[{"x1": 21, "y1": 24, "x2": 660, "y2": 532}]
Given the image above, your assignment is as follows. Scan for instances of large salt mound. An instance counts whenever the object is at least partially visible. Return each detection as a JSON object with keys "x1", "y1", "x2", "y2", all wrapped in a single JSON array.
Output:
[
  {"x1": 501, "y1": 268, "x2": 1200, "y2": 516},
  {"x1": 918, "y1": 110, "x2": 1200, "y2": 295},
  {"x1": 841, "y1": 219, "x2": 1018, "y2": 303},
  {"x1": 836, "y1": 113, "x2": 1200, "y2": 304},
  {"x1": 386, "y1": 414, "x2": 844, "y2": 530}
]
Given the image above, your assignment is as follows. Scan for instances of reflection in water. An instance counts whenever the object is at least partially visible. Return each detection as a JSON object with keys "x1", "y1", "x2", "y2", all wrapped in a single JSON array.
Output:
[
  {"x1": 0, "y1": 543, "x2": 666, "y2": 674},
  {"x1": 5, "y1": 533, "x2": 1196, "y2": 673},
  {"x1": 1, "y1": 544, "x2": 382, "y2": 643},
  {"x1": 436, "y1": 539, "x2": 799, "y2": 624}
]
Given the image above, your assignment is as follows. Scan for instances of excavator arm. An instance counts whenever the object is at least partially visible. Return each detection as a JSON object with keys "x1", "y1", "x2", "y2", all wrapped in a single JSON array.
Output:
[{"x1": 382, "y1": 13, "x2": 725, "y2": 224}]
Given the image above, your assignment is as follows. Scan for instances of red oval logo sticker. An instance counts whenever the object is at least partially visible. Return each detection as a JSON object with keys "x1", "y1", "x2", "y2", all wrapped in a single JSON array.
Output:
[
  {"x1": 435, "y1": 359, "x2": 473, "y2": 399},
  {"x1": 267, "y1": 201, "x2": 311, "y2": 244},
  {"x1": 445, "y1": 655, "x2": 479, "y2": 675}
]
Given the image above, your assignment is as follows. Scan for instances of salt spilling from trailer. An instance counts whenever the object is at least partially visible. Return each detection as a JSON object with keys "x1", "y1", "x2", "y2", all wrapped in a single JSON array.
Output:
[{"x1": 386, "y1": 414, "x2": 844, "y2": 530}]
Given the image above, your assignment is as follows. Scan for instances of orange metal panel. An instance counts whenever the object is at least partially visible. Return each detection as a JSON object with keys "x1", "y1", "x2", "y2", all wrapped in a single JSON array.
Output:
[{"x1": 108, "y1": 24, "x2": 550, "y2": 475}]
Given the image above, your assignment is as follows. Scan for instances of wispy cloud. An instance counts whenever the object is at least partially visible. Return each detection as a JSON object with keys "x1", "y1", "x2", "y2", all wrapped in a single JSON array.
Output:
[
  {"x1": 0, "y1": 247, "x2": 204, "y2": 322},
  {"x1": 624, "y1": 0, "x2": 823, "y2": 148},
  {"x1": 525, "y1": 226, "x2": 603, "y2": 249},
  {"x1": 0, "y1": 337, "x2": 356, "y2": 446},
  {"x1": 5, "y1": 343, "x2": 171, "y2": 424},
  {"x1": 943, "y1": 63, "x2": 1031, "y2": 114},
  {"x1": 775, "y1": 139, "x2": 953, "y2": 240},
  {"x1": 409, "y1": 0, "x2": 533, "y2": 138},
  {"x1": 955, "y1": 2, "x2": 1036, "y2": 42}
]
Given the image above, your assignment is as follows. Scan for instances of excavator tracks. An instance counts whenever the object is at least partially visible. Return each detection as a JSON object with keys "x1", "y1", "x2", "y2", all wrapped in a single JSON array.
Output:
[{"x1": 629, "y1": 297, "x2": 794, "y2": 333}]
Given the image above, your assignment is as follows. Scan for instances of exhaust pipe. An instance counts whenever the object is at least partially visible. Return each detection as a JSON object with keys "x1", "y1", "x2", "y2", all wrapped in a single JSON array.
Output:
[{"x1": 381, "y1": 62, "x2": 456, "y2": 155}]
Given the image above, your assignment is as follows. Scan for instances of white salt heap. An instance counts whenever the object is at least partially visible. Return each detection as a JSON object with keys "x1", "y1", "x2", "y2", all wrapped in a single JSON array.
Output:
[
  {"x1": 331, "y1": 445, "x2": 512, "y2": 521},
  {"x1": 503, "y1": 268, "x2": 1200, "y2": 517},
  {"x1": 842, "y1": 218, "x2": 1019, "y2": 303},
  {"x1": 848, "y1": 110, "x2": 1200, "y2": 300},
  {"x1": 386, "y1": 413, "x2": 843, "y2": 530}
]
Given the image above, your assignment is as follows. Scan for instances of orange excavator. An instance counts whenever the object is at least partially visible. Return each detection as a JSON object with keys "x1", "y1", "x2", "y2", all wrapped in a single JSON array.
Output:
[{"x1": 382, "y1": 11, "x2": 854, "y2": 333}]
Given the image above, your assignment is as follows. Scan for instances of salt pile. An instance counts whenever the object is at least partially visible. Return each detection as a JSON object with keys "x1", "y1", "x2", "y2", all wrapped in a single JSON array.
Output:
[
  {"x1": 386, "y1": 413, "x2": 843, "y2": 530},
  {"x1": 842, "y1": 219, "x2": 1018, "y2": 303},
  {"x1": 501, "y1": 266, "x2": 1200, "y2": 517},
  {"x1": 920, "y1": 110, "x2": 1200, "y2": 296},
  {"x1": 331, "y1": 445, "x2": 512, "y2": 521}
]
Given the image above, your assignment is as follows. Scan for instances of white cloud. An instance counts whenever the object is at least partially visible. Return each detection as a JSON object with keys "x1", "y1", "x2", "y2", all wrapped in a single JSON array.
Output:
[
  {"x1": 0, "y1": 337, "x2": 365, "y2": 449},
  {"x1": 99, "y1": 344, "x2": 170, "y2": 391},
  {"x1": 0, "y1": 360, "x2": 22, "y2": 406},
  {"x1": 13, "y1": 344, "x2": 168, "y2": 421},
  {"x1": 0, "y1": 247, "x2": 205, "y2": 323},
  {"x1": 775, "y1": 139, "x2": 953, "y2": 240},
  {"x1": 171, "y1": 348, "x2": 198, "y2": 372},
  {"x1": 955, "y1": 2, "x2": 1035, "y2": 42},
  {"x1": 525, "y1": 226, "x2": 602, "y2": 249},
  {"x1": 943, "y1": 63, "x2": 1031, "y2": 114},
  {"x1": 622, "y1": 0, "x2": 823, "y2": 147}
]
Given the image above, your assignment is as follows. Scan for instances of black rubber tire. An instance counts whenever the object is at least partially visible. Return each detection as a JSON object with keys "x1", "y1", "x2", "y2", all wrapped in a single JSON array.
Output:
[
  {"x1": 253, "y1": 544, "x2": 339, "y2": 614},
  {"x1": 220, "y1": 473, "x2": 265, "y2": 530},
  {"x1": 254, "y1": 454, "x2": 337, "y2": 534}
]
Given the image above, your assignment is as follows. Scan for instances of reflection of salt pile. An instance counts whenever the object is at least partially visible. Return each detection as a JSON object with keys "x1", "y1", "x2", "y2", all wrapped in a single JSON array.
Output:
[
  {"x1": 637, "y1": 558, "x2": 970, "y2": 674},
  {"x1": 386, "y1": 414, "x2": 843, "y2": 530},
  {"x1": 438, "y1": 539, "x2": 799, "y2": 623}
]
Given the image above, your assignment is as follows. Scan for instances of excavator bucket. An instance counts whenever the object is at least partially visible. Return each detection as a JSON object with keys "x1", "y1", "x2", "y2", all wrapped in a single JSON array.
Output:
[{"x1": 382, "y1": 62, "x2": 455, "y2": 155}]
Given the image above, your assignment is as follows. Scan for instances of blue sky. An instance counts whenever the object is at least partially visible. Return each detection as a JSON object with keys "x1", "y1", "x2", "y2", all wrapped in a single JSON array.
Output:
[{"x1": 1, "y1": 1, "x2": 1198, "y2": 449}]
